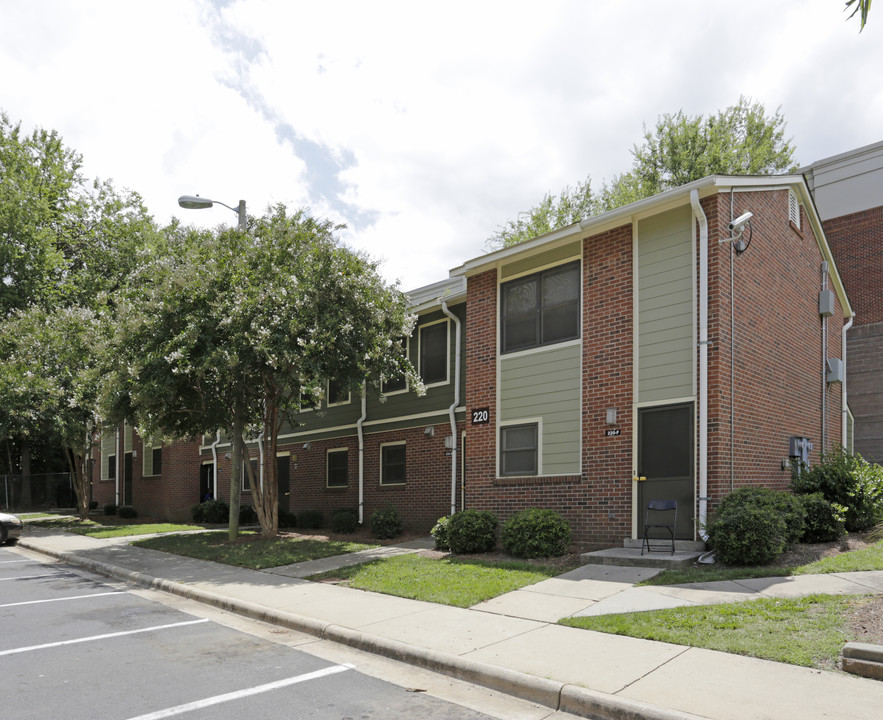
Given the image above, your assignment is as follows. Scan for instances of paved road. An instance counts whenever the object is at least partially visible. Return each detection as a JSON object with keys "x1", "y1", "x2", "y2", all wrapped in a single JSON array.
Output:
[{"x1": 1, "y1": 546, "x2": 546, "y2": 720}]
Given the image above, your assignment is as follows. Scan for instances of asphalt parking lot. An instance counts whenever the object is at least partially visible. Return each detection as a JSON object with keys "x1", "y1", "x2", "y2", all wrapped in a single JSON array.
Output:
[{"x1": 1, "y1": 546, "x2": 506, "y2": 720}]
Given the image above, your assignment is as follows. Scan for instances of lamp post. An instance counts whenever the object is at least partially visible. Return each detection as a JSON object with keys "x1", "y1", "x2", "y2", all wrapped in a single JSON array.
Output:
[{"x1": 178, "y1": 195, "x2": 247, "y2": 231}]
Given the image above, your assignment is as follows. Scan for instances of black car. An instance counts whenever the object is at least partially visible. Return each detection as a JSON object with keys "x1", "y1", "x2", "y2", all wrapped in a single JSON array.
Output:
[{"x1": 0, "y1": 512, "x2": 23, "y2": 545}]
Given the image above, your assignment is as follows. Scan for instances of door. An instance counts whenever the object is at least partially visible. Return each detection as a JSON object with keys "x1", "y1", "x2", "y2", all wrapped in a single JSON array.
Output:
[
  {"x1": 276, "y1": 455, "x2": 290, "y2": 515},
  {"x1": 199, "y1": 463, "x2": 214, "y2": 502},
  {"x1": 638, "y1": 403, "x2": 694, "y2": 539},
  {"x1": 124, "y1": 452, "x2": 133, "y2": 506}
]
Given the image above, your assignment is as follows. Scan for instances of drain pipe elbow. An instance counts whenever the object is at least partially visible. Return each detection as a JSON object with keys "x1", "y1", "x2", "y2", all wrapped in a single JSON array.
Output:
[
  {"x1": 357, "y1": 383, "x2": 367, "y2": 525},
  {"x1": 690, "y1": 189, "x2": 710, "y2": 543},
  {"x1": 440, "y1": 300, "x2": 461, "y2": 516},
  {"x1": 842, "y1": 315, "x2": 854, "y2": 448}
]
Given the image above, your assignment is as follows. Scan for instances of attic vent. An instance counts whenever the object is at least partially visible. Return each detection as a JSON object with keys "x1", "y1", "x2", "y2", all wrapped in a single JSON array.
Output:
[{"x1": 788, "y1": 190, "x2": 800, "y2": 229}]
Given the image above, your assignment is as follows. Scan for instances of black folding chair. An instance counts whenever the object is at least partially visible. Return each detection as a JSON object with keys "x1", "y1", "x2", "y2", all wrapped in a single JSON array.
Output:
[{"x1": 641, "y1": 499, "x2": 677, "y2": 555}]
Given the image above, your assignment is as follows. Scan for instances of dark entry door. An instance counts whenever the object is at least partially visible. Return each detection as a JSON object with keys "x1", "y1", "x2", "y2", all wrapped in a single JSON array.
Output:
[
  {"x1": 638, "y1": 403, "x2": 694, "y2": 540},
  {"x1": 277, "y1": 455, "x2": 290, "y2": 515},
  {"x1": 124, "y1": 452, "x2": 133, "y2": 506},
  {"x1": 199, "y1": 463, "x2": 214, "y2": 502}
]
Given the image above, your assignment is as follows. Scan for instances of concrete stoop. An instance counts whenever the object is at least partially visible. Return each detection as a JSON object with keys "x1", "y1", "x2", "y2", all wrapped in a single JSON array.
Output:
[
  {"x1": 581, "y1": 541, "x2": 705, "y2": 569},
  {"x1": 842, "y1": 642, "x2": 883, "y2": 681}
]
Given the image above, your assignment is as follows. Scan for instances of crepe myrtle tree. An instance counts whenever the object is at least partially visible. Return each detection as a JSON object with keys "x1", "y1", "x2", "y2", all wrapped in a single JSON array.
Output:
[
  {"x1": 0, "y1": 305, "x2": 103, "y2": 518},
  {"x1": 106, "y1": 205, "x2": 421, "y2": 539}
]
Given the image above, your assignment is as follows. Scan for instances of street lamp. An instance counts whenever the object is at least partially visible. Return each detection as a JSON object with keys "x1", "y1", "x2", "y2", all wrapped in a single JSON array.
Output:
[{"x1": 178, "y1": 195, "x2": 247, "y2": 231}]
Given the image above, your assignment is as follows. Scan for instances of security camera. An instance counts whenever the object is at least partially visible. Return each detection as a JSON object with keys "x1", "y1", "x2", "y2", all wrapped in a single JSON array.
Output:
[{"x1": 728, "y1": 212, "x2": 753, "y2": 232}]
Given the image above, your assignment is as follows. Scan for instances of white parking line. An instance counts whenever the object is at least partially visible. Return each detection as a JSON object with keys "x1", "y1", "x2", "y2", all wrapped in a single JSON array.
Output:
[
  {"x1": 124, "y1": 664, "x2": 355, "y2": 720},
  {"x1": 0, "y1": 618, "x2": 210, "y2": 657},
  {"x1": 0, "y1": 559, "x2": 31, "y2": 564},
  {"x1": 0, "y1": 573, "x2": 58, "y2": 581},
  {"x1": 0, "y1": 591, "x2": 125, "y2": 608}
]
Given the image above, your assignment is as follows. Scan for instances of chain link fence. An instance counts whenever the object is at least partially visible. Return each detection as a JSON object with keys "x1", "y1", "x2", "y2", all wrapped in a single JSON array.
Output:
[{"x1": 1, "y1": 473, "x2": 76, "y2": 512}]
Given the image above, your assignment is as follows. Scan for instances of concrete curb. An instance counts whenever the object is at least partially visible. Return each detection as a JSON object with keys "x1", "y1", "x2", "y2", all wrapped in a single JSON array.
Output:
[
  {"x1": 842, "y1": 642, "x2": 883, "y2": 681},
  {"x1": 18, "y1": 538, "x2": 699, "y2": 720}
]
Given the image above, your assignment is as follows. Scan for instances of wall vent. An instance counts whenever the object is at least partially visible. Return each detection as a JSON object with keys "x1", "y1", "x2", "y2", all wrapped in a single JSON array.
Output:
[{"x1": 789, "y1": 189, "x2": 800, "y2": 229}]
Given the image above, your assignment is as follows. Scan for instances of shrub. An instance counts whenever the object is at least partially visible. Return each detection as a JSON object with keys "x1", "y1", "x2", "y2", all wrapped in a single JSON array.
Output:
[
  {"x1": 331, "y1": 508, "x2": 358, "y2": 534},
  {"x1": 191, "y1": 503, "x2": 205, "y2": 523},
  {"x1": 279, "y1": 510, "x2": 298, "y2": 528},
  {"x1": 103, "y1": 503, "x2": 117, "y2": 516},
  {"x1": 370, "y1": 505, "x2": 403, "y2": 539},
  {"x1": 431, "y1": 515, "x2": 451, "y2": 550},
  {"x1": 715, "y1": 487, "x2": 805, "y2": 544},
  {"x1": 118, "y1": 505, "x2": 137, "y2": 519},
  {"x1": 298, "y1": 509, "x2": 323, "y2": 529},
  {"x1": 447, "y1": 509, "x2": 498, "y2": 554},
  {"x1": 707, "y1": 504, "x2": 787, "y2": 565},
  {"x1": 799, "y1": 492, "x2": 845, "y2": 543},
  {"x1": 238, "y1": 505, "x2": 258, "y2": 524},
  {"x1": 201, "y1": 499, "x2": 229, "y2": 524},
  {"x1": 90, "y1": 500, "x2": 99, "y2": 510},
  {"x1": 792, "y1": 448, "x2": 883, "y2": 532},
  {"x1": 501, "y1": 508, "x2": 571, "y2": 558}
]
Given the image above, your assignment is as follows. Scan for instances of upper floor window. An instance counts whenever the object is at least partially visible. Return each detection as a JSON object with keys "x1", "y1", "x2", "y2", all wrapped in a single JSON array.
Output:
[
  {"x1": 327, "y1": 379, "x2": 351, "y2": 406},
  {"x1": 419, "y1": 321, "x2": 448, "y2": 386},
  {"x1": 381, "y1": 337, "x2": 408, "y2": 394},
  {"x1": 501, "y1": 261, "x2": 580, "y2": 354}
]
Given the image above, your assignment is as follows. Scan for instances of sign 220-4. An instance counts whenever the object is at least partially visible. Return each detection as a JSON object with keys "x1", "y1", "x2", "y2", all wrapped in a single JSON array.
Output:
[{"x1": 471, "y1": 407, "x2": 490, "y2": 425}]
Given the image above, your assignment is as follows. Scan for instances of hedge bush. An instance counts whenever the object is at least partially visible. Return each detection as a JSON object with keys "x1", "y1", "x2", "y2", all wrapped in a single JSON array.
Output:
[
  {"x1": 792, "y1": 448, "x2": 883, "y2": 532},
  {"x1": 714, "y1": 487, "x2": 805, "y2": 544},
  {"x1": 370, "y1": 505, "x2": 403, "y2": 539},
  {"x1": 799, "y1": 492, "x2": 845, "y2": 543},
  {"x1": 501, "y1": 508, "x2": 571, "y2": 558},
  {"x1": 298, "y1": 510, "x2": 323, "y2": 529},
  {"x1": 200, "y1": 499, "x2": 229, "y2": 524},
  {"x1": 104, "y1": 503, "x2": 117, "y2": 516},
  {"x1": 118, "y1": 505, "x2": 137, "y2": 519},
  {"x1": 447, "y1": 509, "x2": 498, "y2": 554},
  {"x1": 331, "y1": 508, "x2": 358, "y2": 534},
  {"x1": 431, "y1": 515, "x2": 451, "y2": 550},
  {"x1": 279, "y1": 510, "x2": 298, "y2": 528},
  {"x1": 708, "y1": 504, "x2": 787, "y2": 565},
  {"x1": 238, "y1": 505, "x2": 258, "y2": 525}
]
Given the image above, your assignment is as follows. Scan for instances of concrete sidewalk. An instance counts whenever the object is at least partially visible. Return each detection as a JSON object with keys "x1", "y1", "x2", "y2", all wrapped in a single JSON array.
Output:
[{"x1": 15, "y1": 527, "x2": 883, "y2": 720}]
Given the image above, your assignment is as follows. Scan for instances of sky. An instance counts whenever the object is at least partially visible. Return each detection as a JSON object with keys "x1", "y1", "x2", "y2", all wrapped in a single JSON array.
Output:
[{"x1": 2, "y1": 1, "x2": 881, "y2": 290}]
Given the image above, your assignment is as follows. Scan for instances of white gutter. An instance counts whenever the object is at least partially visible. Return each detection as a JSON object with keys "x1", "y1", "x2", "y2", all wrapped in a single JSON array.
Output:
[
  {"x1": 114, "y1": 425, "x2": 120, "y2": 506},
  {"x1": 257, "y1": 430, "x2": 265, "y2": 490},
  {"x1": 211, "y1": 430, "x2": 221, "y2": 499},
  {"x1": 440, "y1": 300, "x2": 461, "y2": 516},
  {"x1": 690, "y1": 189, "x2": 709, "y2": 542},
  {"x1": 357, "y1": 383, "x2": 367, "y2": 525},
  {"x1": 842, "y1": 315, "x2": 855, "y2": 447}
]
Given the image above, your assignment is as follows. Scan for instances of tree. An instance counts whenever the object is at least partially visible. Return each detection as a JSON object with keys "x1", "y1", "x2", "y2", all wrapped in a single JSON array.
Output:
[
  {"x1": 106, "y1": 206, "x2": 420, "y2": 539},
  {"x1": 489, "y1": 97, "x2": 797, "y2": 248},
  {"x1": 845, "y1": 0, "x2": 872, "y2": 30}
]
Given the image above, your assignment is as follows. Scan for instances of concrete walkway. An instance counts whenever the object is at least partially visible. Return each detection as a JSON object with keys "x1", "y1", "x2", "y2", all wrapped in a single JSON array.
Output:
[{"x1": 14, "y1": 527, "x2": 883, "y2": 720}]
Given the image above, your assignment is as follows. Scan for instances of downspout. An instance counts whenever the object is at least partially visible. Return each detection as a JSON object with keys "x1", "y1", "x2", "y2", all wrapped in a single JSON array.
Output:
[
  {"x1": 257, "y1": 430, "x2": 265, "y2": 491},
  {"x1": 440, "y1": 300, "x2": 461, "y2": 516},
  {"x1": 211, "y1": 431, "x2": 221, "y2": 499},
  {"x1": 842, "y1": 315, "x2": 854, "y2": 447},
  {"x1": 357, "y1": 383, "x2": 367, "y2": 525},
  {"x1": 114, "y1": 425, "x2": 121, "y2": 506},
  {"x1": 690, "y1": 189, "x2": 709, "y2": 543}
]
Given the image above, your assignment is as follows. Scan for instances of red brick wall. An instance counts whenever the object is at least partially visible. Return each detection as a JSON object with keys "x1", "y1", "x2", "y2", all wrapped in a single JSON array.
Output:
[
  {"x1": 705, "y1": 190, "x2": 844, "y2": 512},
  {"x1": 824, "y1": 206, "x2": 883, "y2": 326}
]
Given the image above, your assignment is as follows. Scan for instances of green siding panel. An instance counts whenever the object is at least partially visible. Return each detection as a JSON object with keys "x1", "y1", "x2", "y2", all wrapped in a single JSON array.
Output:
[
  {"x1": 500, "y1": 343, "x2": 580, "y2": 475},
  {"x1": 500, "y1": 240, "x2": 582, "y2": 280},
  {"x1": 637, "y1": 206, "x2": 695, "y2": 404}
]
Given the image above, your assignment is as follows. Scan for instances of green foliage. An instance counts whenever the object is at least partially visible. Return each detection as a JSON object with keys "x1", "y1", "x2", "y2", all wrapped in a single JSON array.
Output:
[
  {"x1": 431, "y1": 515, "x2": 451, "y2": 550},
  {"x1": 715, "y1": 487, "x2": 805, "y2": 544},
  {"x1": 708, "y1": 504, "x2": 787, "y2": 566},
  {"x1": 331, "y1": 508, "x2": 358, "y2": 534},
  {"x1": 278, "y1": 510, "x2": 298, "y2": 528},
  {"x1": 200, "y1": 500, "x2": 230, "y2": 524},
  {"x1": 238, "y1": 504, "x2": 258, "y2": 525},
  {"x1": 798, "y1": 492, "x2": 845, "y2": 543},
  {"x1": 792, "y1": 448, "x2": 883, "y2": 532},
  {"x1": 488, "y1": 97, "x2": 795, "y2": 249},
  {"x1": 103, "y1": 503, "x2": 117, "y2": 516},
  {"x1": 447, "y1": 509, "x2": 498, "y2": 554},
  {"x1": 846, "y1": 0, "x2": 872, "y2": 30},
  {"x1": 501, "y1": 508, "x2": 571, "y2": 558},
  {"x1": 298, "y1": 509, "x2": 323, "y2": 529},
  {"x1": 117, "y1": 505, "x2": 137, "y2": 519},
  {"x1": 370, "y1": 505, "x2": 403, "y2": 539},
  {"x1": 190, "y1": 503, "x2": 205, "y2": 523}
]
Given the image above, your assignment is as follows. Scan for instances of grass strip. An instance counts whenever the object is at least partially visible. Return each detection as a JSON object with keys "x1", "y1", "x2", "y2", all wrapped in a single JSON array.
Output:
[
  {"x1": 135, "y1": 532, "x2": 374, "y2": 570},
  {"x1": 30, "y1": 517, "x2": 202, "y2": 538},
  {"x1": 560, "y1": 593, "x2": 856, "y2": 668},
  {"x1": 639, "y1": 540, "x2": 883, "y2": 586},
  {"x1": 311, "y1": 554, "x2": 568, "y2": 607}
]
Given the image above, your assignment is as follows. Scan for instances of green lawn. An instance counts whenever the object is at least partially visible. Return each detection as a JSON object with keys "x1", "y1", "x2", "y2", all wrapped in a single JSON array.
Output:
[
  {"x1": 29, "y1": 517, "x2": 201, "y2": 538},
  {"x1": 135, "y1": 532, "x2": 375, "y2": 570},
  {"x1": 310, "y1": 554, "x2": 571, "y2": 607},
  {"x1": 560, "y1": 593, "x2": 859, "y2": 669}
]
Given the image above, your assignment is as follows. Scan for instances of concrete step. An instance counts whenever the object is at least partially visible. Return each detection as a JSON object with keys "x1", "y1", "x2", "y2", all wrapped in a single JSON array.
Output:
[{"x1": 580, "y1": 546, "x2": 704, "y2": 569}]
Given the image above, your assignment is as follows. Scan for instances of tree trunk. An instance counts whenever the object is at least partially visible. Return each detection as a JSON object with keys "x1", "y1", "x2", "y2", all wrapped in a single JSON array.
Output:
[
  {"x1": 250, "y1": 401, "x2": 280, "y2": 538},
  {"x1": 65, "y1": 445, "x2": 91, "y2": 520},
  {"x1": 228, "y1": 405, "x2": 243, "y2": 541}
]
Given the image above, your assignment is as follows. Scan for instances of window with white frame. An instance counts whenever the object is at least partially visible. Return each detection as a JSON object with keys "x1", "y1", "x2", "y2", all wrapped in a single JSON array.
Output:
[
  {"x1": 500, "y1": 423, "x2": 538, "y2": 476},
  {"x1": 143, "y1": 443, "x2": 163, "y2": 477},
  {"x1": 327, "y1": 449, "x2": 348, "y2": 488},
  {"x1": 380, "y1": 442, "x2": 406, "y2": 485},
  {"x1": 419, "y1": 321, "x2": 448, "y2": 386},
  {"x1": 501, "y1": 261, "x2": 580, "y2": 354},
  {"x1": 327, "y1": 379, "x2": 351, "y2": 406}
]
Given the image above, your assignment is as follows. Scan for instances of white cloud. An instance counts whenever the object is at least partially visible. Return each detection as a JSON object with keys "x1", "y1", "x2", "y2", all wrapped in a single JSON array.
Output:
[{"x1": 2, "y1": 0, "x2": 881, "y2": 288}]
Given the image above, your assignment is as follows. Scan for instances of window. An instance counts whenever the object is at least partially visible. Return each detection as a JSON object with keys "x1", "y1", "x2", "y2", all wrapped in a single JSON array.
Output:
[
  {"x1": 107, "y1": 454, "x2": 116, "y2": 480},
  {"x1": 242, "y1": 458, "x2": 258, "y2": 491},
  {"x1": 501, "y1": 262, "x2": 580, "y2": 353},
  {"x1": 380, "y1": 443, "x2": 406, "y2": 485},
  {"x1": 327, "y1": 449, "x2": 348, "y2": 488},
  {"x1": 152, "y1": 447, "x2": 162, "y2": 476},
  {"x1": 382, "y1": 338, "x2": 408, "y2": 394},
  {"x1": 143, "y1": 444, "x2": 162, "y2": 477},
  {"x1": 500, "y1": 424, "x2": 538, "y2": 476},
  {"x1": 419, "y1": 321, "x2": 448, "y2": 386},
  {"x1": 328, "y1": 379, "x2": 350, "y2": 406}
]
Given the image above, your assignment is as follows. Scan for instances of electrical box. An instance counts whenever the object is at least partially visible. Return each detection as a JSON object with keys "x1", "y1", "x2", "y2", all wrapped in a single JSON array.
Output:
[
  {"x1": 789, "y1": 436, "x2": 813, "y2": 466},
  {"x1": 819, "y1": 290, "x2": 836, "y2": 317},
  {"x1": 444, "y1": 435, "x2": 455, "y2": 450},
  {"x1": 826, "y1": 358, "x2": 844, "y2": 383}
]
